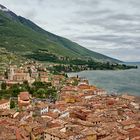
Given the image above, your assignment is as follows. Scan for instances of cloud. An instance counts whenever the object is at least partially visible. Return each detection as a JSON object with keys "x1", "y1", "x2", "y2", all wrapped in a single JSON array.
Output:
[{"x1": 24, "y1": 9, "x2": 37, "y2": 19}]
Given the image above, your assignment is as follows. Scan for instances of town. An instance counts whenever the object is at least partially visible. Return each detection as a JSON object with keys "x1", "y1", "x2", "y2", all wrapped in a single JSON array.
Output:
[{"x1": 0, "y1": 61, "x2": 140, "y2": 140}]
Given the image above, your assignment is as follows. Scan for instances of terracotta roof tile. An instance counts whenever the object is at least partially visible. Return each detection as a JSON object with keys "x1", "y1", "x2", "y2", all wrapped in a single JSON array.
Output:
[{"x1": 19, "y1": 92, "x2": 30, "y2": 101}]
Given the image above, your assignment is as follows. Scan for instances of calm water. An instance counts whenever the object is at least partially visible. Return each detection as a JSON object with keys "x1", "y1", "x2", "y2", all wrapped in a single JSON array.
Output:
[{"x1": 68, "y1": 63, "x2": 140, "y2": 96}]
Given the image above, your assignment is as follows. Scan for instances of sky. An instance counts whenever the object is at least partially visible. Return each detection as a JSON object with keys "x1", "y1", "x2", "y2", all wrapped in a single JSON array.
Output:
[{"x1": 0, "y1": 0, "x2": 140, "y2": 62}]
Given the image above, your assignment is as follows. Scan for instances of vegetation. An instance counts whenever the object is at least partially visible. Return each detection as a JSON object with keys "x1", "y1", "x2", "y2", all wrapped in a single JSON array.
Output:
[
  {"x1": 25, "y1": 51, "x2": 137, "y2": 72},
  {"x1": 0, "y1": 81, "x2": 57, "y2": 102},
  {"x1": 0, "y1": 9, "x2": 137, "y2": 72},
  {"x1": 0, "y1": 48, "x2": 28, "y2": 74},
  {"x1": 0, "y1": 10, "x2": 119, "y2": 62},
  {"x1": 10, "y1": 100, "x2": 15, "y2": 109},
  {"x1": 1, "y1": 82, "x2": 6, "y2": 90},
  {"x1": 47, "y1": 60, "x2": 138, "y2": 73},
  {"x1": 31, "y1": 81, "x2": 57, "y2": 101}
]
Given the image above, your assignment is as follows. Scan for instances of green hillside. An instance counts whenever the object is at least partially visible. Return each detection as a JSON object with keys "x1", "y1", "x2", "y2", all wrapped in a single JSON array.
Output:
[
  {"x1": 0, "y1": 7, "x2": 120, "y2": 63},
  {"x1": 0, "y1": 48, "x2": 27, "y2": 74}
]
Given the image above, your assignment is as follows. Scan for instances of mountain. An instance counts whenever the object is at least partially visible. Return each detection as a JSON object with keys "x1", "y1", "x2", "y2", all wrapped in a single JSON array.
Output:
[{"x1": 0, "y1": 4, "x2": 120, "y2": 63}]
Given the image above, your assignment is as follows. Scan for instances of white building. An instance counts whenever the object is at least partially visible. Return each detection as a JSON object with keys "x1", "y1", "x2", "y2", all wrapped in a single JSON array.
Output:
[
  {"x1": 0, "y1": 99, "x2": 10, "y2": 110},
  {"x1": 35, "y1": 102, "x2": 49, "y2": 116}
]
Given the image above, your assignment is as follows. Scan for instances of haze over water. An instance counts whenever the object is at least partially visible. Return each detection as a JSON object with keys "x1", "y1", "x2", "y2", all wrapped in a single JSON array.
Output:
[{"x1": 68, "y1": 63, "x2": 140, "y2": 96}]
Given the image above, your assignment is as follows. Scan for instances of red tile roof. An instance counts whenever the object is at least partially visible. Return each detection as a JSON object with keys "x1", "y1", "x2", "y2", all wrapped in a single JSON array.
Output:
[
  {"x1": 19, "y1": 92, "x2": 30, "y2": 101},
  {"x1": 0, "y1": 99, "x2": 9, "y2": 105},
  {"x1": 120, "y1": 119, "x2": 137, "y2": 126},
  {"x1": 128, "y1": 127, "x2": 140, "y2": 139}
]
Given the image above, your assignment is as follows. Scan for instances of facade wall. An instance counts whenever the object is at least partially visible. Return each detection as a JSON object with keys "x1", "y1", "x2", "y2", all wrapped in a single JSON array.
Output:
[
  {"x1": 0, "y1": 101, "x2": 10, "y2": 109},
  {"x1": 40, "y1": 107, "x2": 49, "y2": 114},
  {"x1": 44, "y1": 133, "x2": 62, "y2": 140},
  {"x1": 87, "y1": 135, "x2": 97, "y2": 140},
  {"x1": 124, "y1": 124, "x2": 135, "y2": 130}
]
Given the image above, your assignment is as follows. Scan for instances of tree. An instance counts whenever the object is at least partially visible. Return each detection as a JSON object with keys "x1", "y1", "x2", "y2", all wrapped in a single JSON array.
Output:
[
  {"x1": 32, "y1": 81, "x2": 52, "y2": 89},
  {"x1": 35, "y1": 88, "x2": 46, "y2": 98},
  {"x1": 23, "y1": 80, "x2": 29, "y2": 86},
  {"x1": 10, "y1": 100, "x2": 15, "y2": 109},
  {"x1": 72, "y1": 79, "x2": 78, "y2": 86},
  {"x1": 47, "y1": 87, "x2": 57, "y2": 101},
  {"x1": 64, "y1": 73, "x2": 68, "y2": 78},
  {"x1": 10, "y1": 84, "x2": 20, "y2": 97},
  {"x1": 20, "y1": 81, "x2": 30, "y2": 92},
  {"x1": 32, "y1": 81, "x2": 45, "y2": 89},
  {"x1": 1, "y1": 82, "x2": 6, "y2": 90},
  {"x1": 4, "y1": 71, "x2": 8, "y2": 79}
]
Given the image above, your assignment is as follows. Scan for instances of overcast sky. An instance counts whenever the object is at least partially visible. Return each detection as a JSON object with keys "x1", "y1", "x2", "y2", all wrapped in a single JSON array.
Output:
[{"x1": 0, "y1": 0, "x2": 140, "y2": 62}]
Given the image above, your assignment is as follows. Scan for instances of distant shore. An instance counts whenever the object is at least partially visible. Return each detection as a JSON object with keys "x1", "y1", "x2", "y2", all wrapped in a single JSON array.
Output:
[{"x1": 67, "y1": 64, "x2": 140, "y2": 96}]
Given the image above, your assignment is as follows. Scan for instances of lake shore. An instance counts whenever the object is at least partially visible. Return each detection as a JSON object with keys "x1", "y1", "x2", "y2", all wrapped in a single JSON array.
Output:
[{"x1": 67, "y1": 63, "x2": 140, "y2": 96}]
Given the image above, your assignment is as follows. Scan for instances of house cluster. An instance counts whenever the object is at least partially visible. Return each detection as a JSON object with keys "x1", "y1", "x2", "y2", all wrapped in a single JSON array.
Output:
[
  {"x1": 0, "y1": 62, "x2": 52, "y2": 89},
  {"x1": 0, "y1": 64, "x2": 140, "y2": 140},
  {"x1": 0, "y1": 62, "x2": 69, "y2": 91}
]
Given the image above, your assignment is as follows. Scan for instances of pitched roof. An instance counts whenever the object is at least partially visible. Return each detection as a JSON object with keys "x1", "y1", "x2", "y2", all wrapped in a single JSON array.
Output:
[
  {"x1": 0, "y1": 99, "x2": 9, "y2": 105},
  {"x1": 19, "y1": 92, "x2": 30, "y2": 101},
  {"x1": 120, "y1": 119, "x2": 137, "y2": 126}
]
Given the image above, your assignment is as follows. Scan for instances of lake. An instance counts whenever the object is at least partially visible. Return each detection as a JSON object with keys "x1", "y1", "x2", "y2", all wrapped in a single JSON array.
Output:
[{"x1": 68, "y1": 63, "x2": 140, "y2": 96}]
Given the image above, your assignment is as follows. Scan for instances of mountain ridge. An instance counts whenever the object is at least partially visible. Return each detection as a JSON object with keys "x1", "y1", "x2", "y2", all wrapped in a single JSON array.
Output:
[{"x1": 0, "y1": 4, "x2": 121, "y2": 63}]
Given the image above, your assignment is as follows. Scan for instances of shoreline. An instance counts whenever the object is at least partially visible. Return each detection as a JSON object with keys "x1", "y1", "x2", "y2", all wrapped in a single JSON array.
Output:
[{"x1": 67, "y1": 66, "x2": 140, "y2": 97}]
